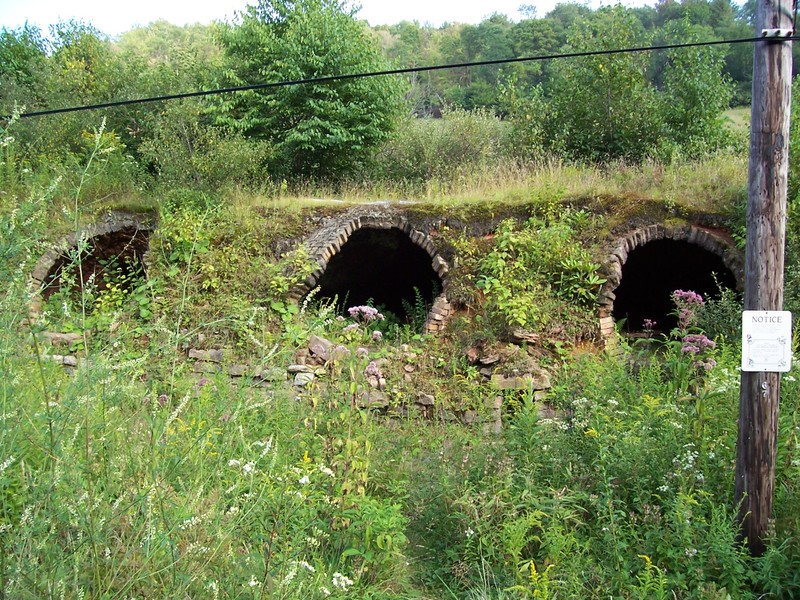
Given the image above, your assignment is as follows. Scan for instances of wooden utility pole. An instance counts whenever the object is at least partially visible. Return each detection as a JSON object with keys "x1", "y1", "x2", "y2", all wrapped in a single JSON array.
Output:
[{"x1": 734, "y1": 0, "x2": 793, "y2": 555}]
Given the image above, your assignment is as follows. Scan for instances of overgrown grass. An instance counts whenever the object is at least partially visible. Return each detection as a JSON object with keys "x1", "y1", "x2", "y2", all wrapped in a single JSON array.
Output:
[
  {"x1": 231, "y1": 152, "x2": 747, "y2": 218},
  {"x1": 3, "y1": 120, "x2": 799, "y2": 599}
]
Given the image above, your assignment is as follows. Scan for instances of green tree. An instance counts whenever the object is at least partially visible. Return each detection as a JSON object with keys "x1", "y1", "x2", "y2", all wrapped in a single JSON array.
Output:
[
  {"x1": 508, "y1": 17, "x2": 560, "y2": 88},
  {"x1": 214, "y1": 0, "x2": 406, "y2": 182},
  {"x1": 543, "y1": 6, "x2": 662, "y2": 161},
  {"x1": 377, "y1": 21, "x2": 443, "y2": 115},
  {"x1": 111, "y1": 21, "x2": 225, "y2": 163},
  {"x1": 0, "y1": 25, "x2": 48, "y2": 110},
  {"x1": 659, "y1": 20, "x2": 734, "y2": 156},
  {"x1": 4, "y1": 21, "x2": 129, "y2": 169}
]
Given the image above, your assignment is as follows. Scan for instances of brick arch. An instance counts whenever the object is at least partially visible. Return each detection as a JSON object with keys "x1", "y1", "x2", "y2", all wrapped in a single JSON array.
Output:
[
  {"x1": 294, "y1": 213, "x2": 452, "y2": 334},
  {"x1": 597, "y1": 224, "x2": 744, "y2": 350},
  {"x1": 28, "y1": 213, "x2": 155, "y2": 323}
]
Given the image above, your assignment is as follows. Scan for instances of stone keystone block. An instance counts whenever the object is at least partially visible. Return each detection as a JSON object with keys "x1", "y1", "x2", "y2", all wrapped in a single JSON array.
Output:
[{"x1": 432, "y1": 255, "x2": 449, "y2": 275}]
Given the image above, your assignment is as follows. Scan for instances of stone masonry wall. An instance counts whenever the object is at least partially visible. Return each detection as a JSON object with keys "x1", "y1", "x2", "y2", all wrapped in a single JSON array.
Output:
[
  {"x1": 290, "y1": 205, "x2": 453, "y2": 334},
  {"x1": 597, "y1": 224, "x2": 744, "y2": 353}
]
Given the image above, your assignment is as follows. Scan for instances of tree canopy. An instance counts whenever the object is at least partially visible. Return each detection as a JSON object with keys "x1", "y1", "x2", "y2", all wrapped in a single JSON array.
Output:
[{"x1": 213, "y1": 0, "x2": 407, "y2": 181}]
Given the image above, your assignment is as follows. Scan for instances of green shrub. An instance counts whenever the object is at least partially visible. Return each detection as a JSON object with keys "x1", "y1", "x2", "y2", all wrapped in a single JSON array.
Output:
[
  {"x1": 474, "y1": 214, "x2": 602, "y2": 337},
  {"x1": 374, "y1": 107, "x2": 511, "y2": 185}
]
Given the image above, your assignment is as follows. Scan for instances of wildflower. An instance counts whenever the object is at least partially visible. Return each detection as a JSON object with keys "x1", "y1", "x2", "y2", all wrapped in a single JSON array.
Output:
[
  {"x1": 347, "y1": 305, "x2": 385, "y2": 323},
  {"x1": 242, "y1": 461, "x2": 256, "y2": 474},
  {"x1": 372, "y1": 330, "x2": 383, "y2": 342},
  {"x1": 248, "y1": 577, "x2": 260, "y2": 587},
  {"x1": 682, "y1": 334, "x2": 715, "y2": 352},
  {"x1": 465, "y1": 527, "x2": 475, "y2": 538},
  {"x1": 672, "y1": 289, "x2": 705, "y2": 305},
  {"x1": 319, "y1": 465, "x2": 335, "y2": 477},
  {"x1": 672, "y1": 290, "x2": 705, "y2": 330},
  {"x1": 179, "y1": 516, "x2": 202, "y2": 531},
  {"x1": 356, "y1": 347, "x2": 369, "y2": 359},
  {"x1": 283, "y1": 563, "x2": 298, "y2": 584},
  {"x1": 299, "y1": 475, "x2": 310, "y2": 485},
  {"x1": 257, "y1": 437, "x2": 274, "y2": 459},
  {"x1": 297, "y1": 560, "x2": 315, "y2": 573},
  {"x1": 365, "y1": 361, "x2": 381, "y2": 378},
  {"x1": 0, "y1": 455, "x2": 14, "y2": 476},
  {"x1": 684, "y1": 548, "x2": 698, "y2": 557},
  {"x1": 342, "y1": 323, "x2": 360, "y2": 333},
  {"x1": 332, "y1": 572, "x2": 354, "y2": 590},
  {"x1": 320, "y1": 587, "x2": 331, "y2": 596},
  {"x1": 228, "y1": 459, "x2": 241, "y2": 468},
  {"x1": 643, "y1": 318, "x2": 657, "y2": 330}
]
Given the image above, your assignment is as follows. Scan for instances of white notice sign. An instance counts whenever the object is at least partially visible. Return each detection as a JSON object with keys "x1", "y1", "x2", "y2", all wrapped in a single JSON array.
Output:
[{"x1": 741, "y1": 311, "x2": 793, "y2": 372}]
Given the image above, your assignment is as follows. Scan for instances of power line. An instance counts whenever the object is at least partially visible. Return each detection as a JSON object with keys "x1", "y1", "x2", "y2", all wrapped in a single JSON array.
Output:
[{"x1": 5, "y1": 35, "x2": 793, "y2": 121}]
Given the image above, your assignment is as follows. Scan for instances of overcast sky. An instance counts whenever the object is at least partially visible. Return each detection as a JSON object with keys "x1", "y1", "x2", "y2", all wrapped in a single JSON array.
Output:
[{"x1": 0, "y1": 0, "x2": 646, "y2": 37}]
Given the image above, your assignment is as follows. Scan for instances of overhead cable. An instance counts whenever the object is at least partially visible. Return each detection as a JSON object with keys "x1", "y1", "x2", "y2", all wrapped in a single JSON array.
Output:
[{"x1": 5, "y1": 35, "x2": 794, "y2": 121}]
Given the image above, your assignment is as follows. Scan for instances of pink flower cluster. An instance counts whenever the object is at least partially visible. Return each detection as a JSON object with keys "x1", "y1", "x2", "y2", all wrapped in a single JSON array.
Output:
[
  {"x1": 681, "y1": 333, "x2": 717, "y2": 371},
  {"x1": 681, "y1": 333, "x2": 716, "y2": 354},
  {"x1": 347, "y1": 305, "x2": 385, "y2": 323},
  {"x1": 671, "y1": 289, "x2": 705, "y2": 330}
]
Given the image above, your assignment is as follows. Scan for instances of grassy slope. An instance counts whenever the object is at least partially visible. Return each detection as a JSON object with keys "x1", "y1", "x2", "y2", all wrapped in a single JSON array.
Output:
[{"x1": 5, "y1": 153, "x2": 800, "y2": 598}]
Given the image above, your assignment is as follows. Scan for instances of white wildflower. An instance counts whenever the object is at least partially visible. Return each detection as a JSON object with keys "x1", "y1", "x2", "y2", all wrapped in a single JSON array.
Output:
[
  {"x1": 242, "y1": 462, "x2": 256, "y2": 474},
  {"x1": 179, "y1": 516, "x2": 201, "y2": 531},
  {"x1": 319, "y1": 465, "x2": 335, "y2": 477},
  {"x1": 283, "y1": 563, "x2": 297, "y2": 585},
  {"x1": 297, "y1": 560, "x2": 315, "y2": 573},
  {"x1": 228, "y1": 459, "x2": 241, "y2": 468},
  {"x1": 332, "y1": 572, "x2": 354, "y2": 591},
  {"x1": 464, "y1": 527, "x2": 475, "y2": 538},
  {"x1": 0, "y1": 455, "x2": 14, "y2": 476},
  {"x1": 299, "y1": 475, "x2": 310, "y2": 485}
]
